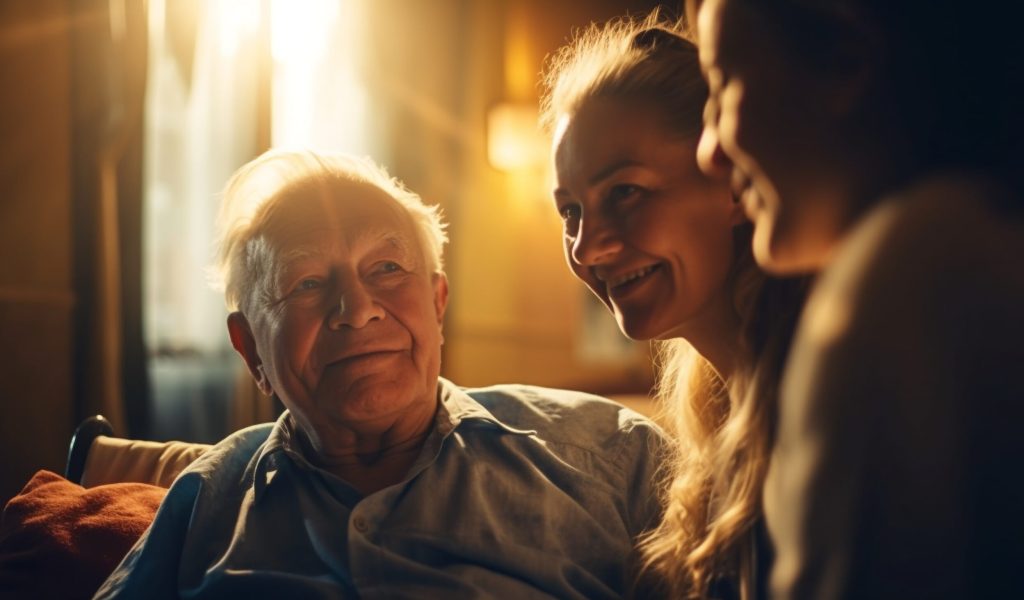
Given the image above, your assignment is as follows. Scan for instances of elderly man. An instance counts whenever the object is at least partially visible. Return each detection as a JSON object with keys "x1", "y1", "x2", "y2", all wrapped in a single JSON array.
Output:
[{"x1": 97, "y1": 150, "x2": 665, "y2": 599}]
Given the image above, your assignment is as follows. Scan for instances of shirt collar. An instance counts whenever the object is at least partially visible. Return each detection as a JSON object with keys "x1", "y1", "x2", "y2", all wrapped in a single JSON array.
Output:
[
  {"x1": 252, "y1": 411, "x2": 299, "y2": 502},
  {"x1": 436, "y1": 377, "x2": 536, "y2": 437},
  {"x1": 251, "y1": 377, "x2": 536, "y2": 502}
]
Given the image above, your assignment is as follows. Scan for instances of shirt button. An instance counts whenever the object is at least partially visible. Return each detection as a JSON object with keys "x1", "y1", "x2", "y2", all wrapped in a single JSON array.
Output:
[{"x1": 353, "y1": 516, "x2": 369, "y2": 533}]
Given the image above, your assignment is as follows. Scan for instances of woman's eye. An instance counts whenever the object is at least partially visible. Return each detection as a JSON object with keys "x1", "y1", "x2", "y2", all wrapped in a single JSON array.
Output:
[
  {"x1": 558, "y1": 204, "x2": 581, "y2": 235},
  {"x1": 608, "y1": 184, "x2": 640, "y2": 203}
]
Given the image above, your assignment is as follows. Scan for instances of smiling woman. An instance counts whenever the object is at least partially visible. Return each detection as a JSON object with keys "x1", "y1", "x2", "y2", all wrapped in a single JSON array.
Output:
[
  {"x1": 552, "y1": 97, "x2": 740, "y2": 343},
  {"x1": 541, "y1": 14, "x2": 809, "y2": 598},
  {"x1": 689, "y1": 0, "x2": 1024, "y2": 598}
]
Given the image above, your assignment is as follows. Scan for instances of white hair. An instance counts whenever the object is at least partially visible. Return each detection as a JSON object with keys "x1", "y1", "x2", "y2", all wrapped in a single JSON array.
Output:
[{"x1": 210, "y1": 149, "x2": 448, "y2": 313}]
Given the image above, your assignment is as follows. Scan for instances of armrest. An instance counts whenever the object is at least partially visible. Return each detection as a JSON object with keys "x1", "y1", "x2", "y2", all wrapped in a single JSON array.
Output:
[{"x1": 65, "y1": 415, "x2": 114, "y2": 485}]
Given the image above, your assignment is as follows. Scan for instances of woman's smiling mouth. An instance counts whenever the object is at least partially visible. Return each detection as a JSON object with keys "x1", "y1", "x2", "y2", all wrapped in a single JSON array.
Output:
[{"x1": 602, "y1": 264, "x2": 662, "y2": 298}]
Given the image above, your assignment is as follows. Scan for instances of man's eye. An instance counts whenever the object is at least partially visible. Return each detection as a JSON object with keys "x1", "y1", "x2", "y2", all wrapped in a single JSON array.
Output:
[
  {"x1": 296, "y1": 278, "x2": 321, "y2": 291},
  {"x1": 377, "y1": 261, "x2": 403, "y2": 274}
]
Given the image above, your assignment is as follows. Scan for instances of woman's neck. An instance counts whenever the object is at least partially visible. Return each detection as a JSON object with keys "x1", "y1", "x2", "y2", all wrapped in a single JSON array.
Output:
[{"x1": 669, "y1": 286, "x2": 744, "y2": 381}]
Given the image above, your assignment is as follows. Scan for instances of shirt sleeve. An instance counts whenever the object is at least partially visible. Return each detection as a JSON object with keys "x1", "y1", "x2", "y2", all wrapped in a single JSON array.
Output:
[
  {"x1": 94, "y1": 473, "x2": 203, "y2": 599},
  {"x1": 618, "y1": 413, "x2": 669, "y2": 538}
]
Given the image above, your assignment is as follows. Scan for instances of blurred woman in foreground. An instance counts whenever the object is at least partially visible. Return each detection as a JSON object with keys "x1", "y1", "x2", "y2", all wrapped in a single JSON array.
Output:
[{"x1": 691, "y1": 0, "x2": 1024, "y2": 597}]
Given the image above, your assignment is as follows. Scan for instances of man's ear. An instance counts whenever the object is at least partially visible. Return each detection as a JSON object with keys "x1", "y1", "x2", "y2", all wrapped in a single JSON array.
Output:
[
  {"x1": 227, "y1": 312, "x2": 273, "y2": 396},
  {"x1": 432, "y1": 272, "x2": 449, "y2": 324}
]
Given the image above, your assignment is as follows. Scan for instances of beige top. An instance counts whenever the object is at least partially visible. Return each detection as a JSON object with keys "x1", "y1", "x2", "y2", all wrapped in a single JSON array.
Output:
[{"x1": 766, "y1": 173, "x2": 1024, "y2": 599}]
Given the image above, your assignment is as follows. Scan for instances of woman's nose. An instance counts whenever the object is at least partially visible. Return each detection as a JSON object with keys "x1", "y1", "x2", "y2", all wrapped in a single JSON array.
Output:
[
  {"x1": 570, "y1": 214, "x2": 623, "y2": 266},
  {"x1": 327, "y1": 282, "x2": 385, "y2": 330},
  {"x1": 696, "y1": 121, "x2": 733, "y2": 181}
]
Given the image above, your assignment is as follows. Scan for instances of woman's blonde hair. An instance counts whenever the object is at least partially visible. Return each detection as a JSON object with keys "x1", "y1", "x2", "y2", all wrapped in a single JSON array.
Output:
[
  {"x1": 540, "y1": 11, "x2": 705, "y2": 139},
  {"x1": 645, "y1": 240, "x2": 806, "y2": 598},
  {"x1": 541, "y1": 13, "x2": 808, "y2": 598}
]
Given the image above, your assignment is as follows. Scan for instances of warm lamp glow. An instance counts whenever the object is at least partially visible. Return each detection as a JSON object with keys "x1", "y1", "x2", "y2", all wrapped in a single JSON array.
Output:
[{"x1": 487, "y1": 103, "x2": 548, "y2": 172}]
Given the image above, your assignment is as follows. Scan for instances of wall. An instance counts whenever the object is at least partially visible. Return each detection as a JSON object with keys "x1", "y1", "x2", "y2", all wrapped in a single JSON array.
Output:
[
  {"x1": 442, "y1": 0, "x2": 668, "y2": 394},
  {"x1": 0, "y1": 0, "x2": 75, "y2": 505}
]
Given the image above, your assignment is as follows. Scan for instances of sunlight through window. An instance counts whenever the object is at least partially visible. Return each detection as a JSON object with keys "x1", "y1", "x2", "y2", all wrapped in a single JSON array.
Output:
[{"x1": 270, "y1": 0, "x2": 368, "y2": 153}]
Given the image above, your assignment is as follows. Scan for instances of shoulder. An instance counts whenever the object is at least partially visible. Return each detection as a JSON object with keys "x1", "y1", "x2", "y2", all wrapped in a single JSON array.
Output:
[
  {"x1": 458, "y1": 382, "x2": 667, "y2": 456},
  {"x1": 172, "y1": 421, "x2": 276, "y2": 497},
  {"x1": 807, "y1": 174, "x2": 1024, "y2": 345},
  {"x1": 829, "y1": 174, "x2": 1023, "y2": 303},
  {"x1": 183, "y1": 421, "x2": 275, "y2": 474},
  {"x1": 787, "y1": 172, "x2": 1024, "y2": 420}
]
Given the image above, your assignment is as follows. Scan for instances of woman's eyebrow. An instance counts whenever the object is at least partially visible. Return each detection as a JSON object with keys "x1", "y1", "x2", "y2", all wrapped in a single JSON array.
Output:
[
  {"x1": 553, "y1": 159, "x2": 644, "y2": 199},
  {"x1": 588, "y1": 159, "x2": 642, "y2": 186}
]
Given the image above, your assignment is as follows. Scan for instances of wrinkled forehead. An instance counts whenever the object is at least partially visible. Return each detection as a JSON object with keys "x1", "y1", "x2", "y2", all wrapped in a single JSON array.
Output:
[{"x1": 258, "y1": 178, "x2": 421, "y2": 261}]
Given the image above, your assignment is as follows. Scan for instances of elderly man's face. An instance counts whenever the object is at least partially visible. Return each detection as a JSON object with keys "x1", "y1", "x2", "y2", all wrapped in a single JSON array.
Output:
[{"x1": 228, "y1": 181, "x2": 447, "y2": 440}]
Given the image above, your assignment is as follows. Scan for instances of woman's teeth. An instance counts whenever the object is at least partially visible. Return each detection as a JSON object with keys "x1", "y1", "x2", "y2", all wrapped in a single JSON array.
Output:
[{"x1": 609, "y1": 265, "x2": 657, "y2": 288}]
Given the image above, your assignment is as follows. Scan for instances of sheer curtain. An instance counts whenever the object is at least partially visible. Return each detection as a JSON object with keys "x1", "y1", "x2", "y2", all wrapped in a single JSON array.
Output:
[
  {"x1": 143, "y1": 0, "x2": 520, "y2": 441},
  {"x1": 142, "y1": 0, "x2": 270, "y2": 441},
  {"x1": 143, "y1": 0, "x2": 375, "y2": 440},
  {"x1": 269, "y1": 0, "x2": 371, "y2": 156}
]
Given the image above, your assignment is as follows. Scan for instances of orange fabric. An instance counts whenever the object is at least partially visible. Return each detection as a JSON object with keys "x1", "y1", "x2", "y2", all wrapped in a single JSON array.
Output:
[{"x1": 0, "y1": 470, "x2": 165, "y2": 600}]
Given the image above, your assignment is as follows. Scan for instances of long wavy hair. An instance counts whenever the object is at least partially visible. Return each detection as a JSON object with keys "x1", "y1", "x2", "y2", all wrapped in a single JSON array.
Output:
[
  {"x1": 541, "y1": 13, "x2": 809, "y2": 598},
  {"x1": 645, "y1": 238, "x2": 807, "y2": 598}
]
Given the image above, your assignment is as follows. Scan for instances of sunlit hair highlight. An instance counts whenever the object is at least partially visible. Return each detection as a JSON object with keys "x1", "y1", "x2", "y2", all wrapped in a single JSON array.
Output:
[
  {"x1": 540, "y1": 10, "x2": 705, "y2": 140},
  {"x1": 210, "y1": 149, "x2": 448, "y2": 314}
]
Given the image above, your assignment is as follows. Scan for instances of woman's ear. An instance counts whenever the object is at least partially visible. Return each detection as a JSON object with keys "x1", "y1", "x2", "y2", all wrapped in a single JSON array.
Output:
[{"x1": 227, "y1": 312, "x2": 273, "y2": 396}]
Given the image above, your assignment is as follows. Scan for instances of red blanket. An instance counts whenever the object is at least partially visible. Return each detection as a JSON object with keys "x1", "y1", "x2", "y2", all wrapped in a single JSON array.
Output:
[{"x1": 0, "y1": 470, "x2": 166, "y2": 600}]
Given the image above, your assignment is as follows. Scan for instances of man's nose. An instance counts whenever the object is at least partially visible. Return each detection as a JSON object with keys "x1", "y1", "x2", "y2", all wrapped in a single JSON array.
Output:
[
  {"x1": 570, "y1": 213, "x2": 623, "y2": 266},
  {"x1": 696, "y1": 122, "x2": 733, "y2": 181},
  {"x1": 327, "y1": 282, "x2": 385, "y2": 330}
]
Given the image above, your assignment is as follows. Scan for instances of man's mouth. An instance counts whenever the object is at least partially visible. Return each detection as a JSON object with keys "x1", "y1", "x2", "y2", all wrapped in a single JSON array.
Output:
[{"x1": 327, "y1": 349, "x2": 402, "y2": 368}]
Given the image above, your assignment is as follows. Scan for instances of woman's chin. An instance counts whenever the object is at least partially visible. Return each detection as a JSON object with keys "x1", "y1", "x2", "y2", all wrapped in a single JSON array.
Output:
[{"x1": 616, "y1": 316, "x2": 661, "y2": 342}]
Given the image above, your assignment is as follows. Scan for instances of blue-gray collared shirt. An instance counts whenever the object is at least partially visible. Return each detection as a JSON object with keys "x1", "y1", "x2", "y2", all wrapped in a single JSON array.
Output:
[{"x1": 95, "y1": 378, "x2": 666, "y2": 599}]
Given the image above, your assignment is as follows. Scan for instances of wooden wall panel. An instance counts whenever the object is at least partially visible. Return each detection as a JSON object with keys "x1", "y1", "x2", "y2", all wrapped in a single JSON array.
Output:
[{"x1": 0, "y1": 0, "x2": 75, "y2": 505}]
